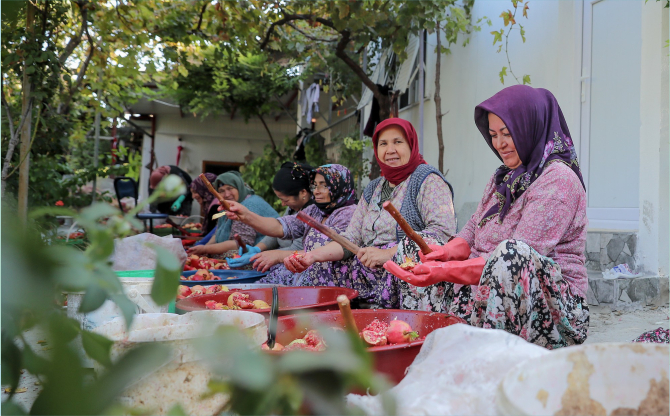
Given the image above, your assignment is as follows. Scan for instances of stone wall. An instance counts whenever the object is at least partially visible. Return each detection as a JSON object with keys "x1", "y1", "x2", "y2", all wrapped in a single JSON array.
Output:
[{"x1": 585, "y1": 231, "x2": 637, "y2": 272}]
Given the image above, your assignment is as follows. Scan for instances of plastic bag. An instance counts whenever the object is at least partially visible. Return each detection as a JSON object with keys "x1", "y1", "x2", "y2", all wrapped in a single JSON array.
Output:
[
  {"x1": 110, "y1": 233, "x2": 187, "y2": 271},
  {"x1": 602, "y1": 263, "x2": 643, "y2": 280},
  {"x1": 347, "y1": 324, "x2": 549, "y2": 415}
]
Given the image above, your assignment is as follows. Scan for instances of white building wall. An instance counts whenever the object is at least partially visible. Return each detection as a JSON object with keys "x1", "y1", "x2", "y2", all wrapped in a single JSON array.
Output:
[{"x1": 138, "y1": 113, "x2": 296, "y2": 212}]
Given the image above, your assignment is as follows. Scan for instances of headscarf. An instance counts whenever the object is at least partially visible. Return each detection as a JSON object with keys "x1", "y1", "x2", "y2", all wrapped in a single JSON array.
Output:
[
  {"x1": 272, "y1": 162, "x2": 313, "y2": 196},
  {"x1": 474, "y1": 85, "x2": 585, "y2": 226},
  {"x1": 312, "y1": 164, "x2": 357, "y2": 216},
  {"x1": 372, "y1": 118, "x2": 427, "y2": 186},
  {"x1": 214, "y1": 171, "x2": 254, "y2": 202},
  {"x1": 149, "y1": 166, "x2": 171, "y2": 189},
  {"x1": 190, "y1": 173, "x2": 218, "y2": 207}
]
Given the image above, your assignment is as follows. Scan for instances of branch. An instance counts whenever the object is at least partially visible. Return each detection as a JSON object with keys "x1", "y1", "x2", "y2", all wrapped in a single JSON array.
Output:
[
  {"x1": 1, "y1": 96, "x2": 34, "y2": 185},
  {"x1": 503, "y1": 7, "x2": 521, "y2": 84},
  {"x1": 259, "y1": 12, "x2": 336, "y2": 50},
  {"x1": 333, "y1": 30, "x2": 381, "y2": 103},
  {"x1": 189, "y1": 1, "x2": 208, "y2": 34},
  {"x1": 115, "y1": 0, "x2": 133, "y2": 31},
  {"x1": 59, "y1": 1, "x2": 88, "y2": 64},
  {"x1": 1, "y1": 86, "x2": 16, "y2": 141},
  {"x1": 286, "y1": 22, "x2": 338, "y2": 43},
  {"x1": 5, "y1": 104, "x2": 42, "y2": 181},
  {"x1": 258, "y1": 114, "x2": 284, "y2": 159},
  {"x1": 59, "y1": 38, "x2": 95, "y2": 115}
]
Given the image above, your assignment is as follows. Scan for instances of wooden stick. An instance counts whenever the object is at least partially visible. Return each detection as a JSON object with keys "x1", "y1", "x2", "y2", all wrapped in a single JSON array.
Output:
[
  {"x1": 337, "y1": 295, "x2": 358, "y2": 334},
  {"x1": 296, "y1": 211, "x2": 360, "y2": 254},
  {"x1": 233, "y1": 234, "x2": 248, "y2": 253},
  {"x1": 198, "y1": 173, "x2": 231, "y2": 211},
  {"x1": 382, "y1": 201, "x2": 433, "y2": 255}
]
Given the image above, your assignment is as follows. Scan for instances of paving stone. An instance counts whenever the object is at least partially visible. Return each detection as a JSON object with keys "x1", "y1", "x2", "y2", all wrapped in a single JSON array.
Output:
[
  {"x1": 607, "y1": 238, "x2": 625, "y2": 261},
  {"x1": 619, "y1": 290, "x2": 632, "y2": 303},
  {"x1": 586, "y1": 260, "x2": 602, "y2": 272},
  {"x1": 600, "y1": 233, "x2": 613, "y2": 248},
  {"x1": 586, "y1": 233, "x2": 600, "y2": 254},
  {"x1": 627, "y1": 234, "x2": 637, "y2": 256},
  {"x1": 627, "y1": 277, "x2": 659, "y2": 305},
  {"x1": 600, "y1": 249, "x2": 610, "y2": 266}
]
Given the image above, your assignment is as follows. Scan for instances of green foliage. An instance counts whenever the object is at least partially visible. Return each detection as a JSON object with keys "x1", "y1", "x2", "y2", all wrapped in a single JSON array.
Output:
[
  {"x1": 337, "y1": 134, "x2": 372, "y2": 189},
  {"x1": 492, "y1": 1, "x2": 532, "y2": 85}
]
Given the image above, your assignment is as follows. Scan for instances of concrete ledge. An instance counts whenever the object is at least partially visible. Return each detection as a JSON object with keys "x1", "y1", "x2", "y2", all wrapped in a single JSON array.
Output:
[{"x1": 587, "y1": 272, "x2": 669, "y2": 308}]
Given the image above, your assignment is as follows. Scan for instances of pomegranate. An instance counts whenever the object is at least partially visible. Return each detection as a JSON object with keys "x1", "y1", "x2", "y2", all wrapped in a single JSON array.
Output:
[
  {"x1": 227, "y1": 292, "x2": 254, "y2": 309},
  {"x1": 360, "y1": 319, "x2": 389, "y2": 347},
  {"x1": 284, "y1": 339, "x2": 309, "y2": 351},
  {"x1": 191, "y1": 285, "x2": 206, "y2": 296},
  {"x1": 303, "y1": 330, "x2": 324, "y2": 347},
  {"x1": 261, "y1": 342, "x2": 284, "y2": 351},
  {"x1": 205, "y1": 300, "x2": 218, "y2": 309},
  {"x1": 386, "y1": 320, "x2": 419, "y2": 344},
  {"x1": 177, "y1": 285, "x2": 192, "y2": 300},
  {"x1": 252, "y1": 300, "x2": 271, "y2": 309}
]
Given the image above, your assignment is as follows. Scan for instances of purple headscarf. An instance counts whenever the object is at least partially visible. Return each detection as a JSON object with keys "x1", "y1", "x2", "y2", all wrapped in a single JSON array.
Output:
[
  {"x1": 190, "y1": 173, "x2": 218, "y2": 228},
  {"x1": 312, "y1": 164, "x2": 358, "y2": 216},
  {"x1": 475, "y1": 85, "x2": 585, "y2": 226}
]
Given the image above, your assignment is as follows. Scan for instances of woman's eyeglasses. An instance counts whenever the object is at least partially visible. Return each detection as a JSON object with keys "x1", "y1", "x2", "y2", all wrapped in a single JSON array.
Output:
[{"x1": 310, "y1": 184, "x2": 329, "y2": 192}]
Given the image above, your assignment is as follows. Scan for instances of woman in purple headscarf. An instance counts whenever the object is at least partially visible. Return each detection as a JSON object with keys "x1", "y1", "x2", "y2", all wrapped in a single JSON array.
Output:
[
  {"x1": 190, "y1": 173, "x2": 219, "y2": 234},
  {"x1": 385, "y1": 85, "x2": 589, "y2": 349}
]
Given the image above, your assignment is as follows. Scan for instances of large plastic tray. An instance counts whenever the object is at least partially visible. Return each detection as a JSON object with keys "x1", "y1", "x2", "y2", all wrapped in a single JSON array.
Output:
[{"x1": 179, "y1": 269, "x2": 267, "y2": 286}]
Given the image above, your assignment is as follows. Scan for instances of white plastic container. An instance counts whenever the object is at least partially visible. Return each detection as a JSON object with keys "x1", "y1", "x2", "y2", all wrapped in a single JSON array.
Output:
[
  {"x1": 67, "y1": 278, "x2": 167, "y2": 331},
  {"x1": 95, "y1": 311, "x2": 267, "y2": 415},
  {"x1": 497, "y1": 342, "x2": 669, "y2": 416}
]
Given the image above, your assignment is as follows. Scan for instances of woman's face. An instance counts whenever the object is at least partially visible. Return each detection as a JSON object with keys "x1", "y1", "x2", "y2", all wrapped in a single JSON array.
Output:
[
  {"x1": 274, "y1": 189, "x2": 309, "y2": 212},
  {"x1": 191, "y1": 190, "x2": 203, "y2": 205},
  {"x1": 217, "y1": 184, "x2": 239, "y2": 202},
  {"x1": 377, "y1": 126, "x2": 411, "y2": 167},
  {"x1": 489, "y1": 113, "x2": 522, "y2": 169},
  {"x1": 311, "y1": 174, "x2": 332, "y2": 204}
]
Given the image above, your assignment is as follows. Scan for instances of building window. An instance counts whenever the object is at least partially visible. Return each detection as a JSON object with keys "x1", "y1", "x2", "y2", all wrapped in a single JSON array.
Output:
[{"x1": 399, "y1": 31, "x2": 426, "y2": 110}]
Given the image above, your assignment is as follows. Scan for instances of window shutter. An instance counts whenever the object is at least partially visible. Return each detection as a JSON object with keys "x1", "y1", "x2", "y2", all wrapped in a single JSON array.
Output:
[
  {"x1": 393, "y1": 34, "x2": 420, "y2": 93},
  {"x1": 357, "y1": 48, "x2": 390, "y2": 110}
]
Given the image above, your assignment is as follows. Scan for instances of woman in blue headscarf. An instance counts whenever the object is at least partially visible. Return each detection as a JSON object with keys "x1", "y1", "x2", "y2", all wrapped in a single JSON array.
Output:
[{"x1": 187, "y1": 171, "x2": 278, "y2": 256}]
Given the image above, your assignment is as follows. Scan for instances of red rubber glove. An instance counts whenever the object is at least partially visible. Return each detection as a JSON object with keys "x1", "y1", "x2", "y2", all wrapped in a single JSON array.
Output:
[
  {"x1": 419, "y1": 237, "x2": 471, "y2": 263},
  {"x1": 384, "y1": 257, "x2": 486, "y2": 287}
]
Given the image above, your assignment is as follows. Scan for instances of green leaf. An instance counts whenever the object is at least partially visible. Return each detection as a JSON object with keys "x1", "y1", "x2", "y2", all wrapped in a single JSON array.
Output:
[
  {"x1": 1, "y1": 335, "x2": 21, "y2": 392},
  {"x1": 49, "y1": 314, "x2": 81, "y2": 343},
  {"x1": 81, "y1": 330, "x2": 114, "y2": 368},
  {"x1": 499, "y1": 66, "x2": 508, "y2": 84},
  {"x1": 26, "y1": 66, "x2": 36, "y2": 74},
  {"x1": 109, "y1": 294, "x2": 136, "y2": 328},
  {"x1": 149, "y1": 244, "x2": 181, "y2": 305},
  {"x1": 79, "y1": 284, "x2": 108, "y2": 313},
  {"x1": 519, "y1": 24, "x2": 526, "y2": 43},
  {"x1": 522, "y1": 74, "x2": 532, "y2": 85},
  {"x1": 21, "y1": 344, "x2": 49, "y2": 375},
  {"x1": 167, "y1": 404, "x2": 188, "y2": 416},
  {"x1": 1, "y1": 400, "x2": 27, "y2": 416},
  {"x1": 78, "y1": 203, "x2": 121, "y2": 225}
]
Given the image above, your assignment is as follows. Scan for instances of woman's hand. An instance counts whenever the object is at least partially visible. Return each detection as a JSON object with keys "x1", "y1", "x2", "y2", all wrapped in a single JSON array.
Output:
[
  {"x1": 283, "y1": 251, "x2": 315, "y2": 273},
  {"x1": 187, "y1": 245, "x2": 212, "y2": 256},
  {"x1": 356, "y1": 247, "x2": 397, "y2": 269},
  {"x1": 252, "y1": 250, "x2": 291, "y2": 273},
  {"x1": 222, "y1": 201, "x2": 251, "y2": 222},
  {"x1": 383, "y1": 257, "x2": 486, "y2": 287}
]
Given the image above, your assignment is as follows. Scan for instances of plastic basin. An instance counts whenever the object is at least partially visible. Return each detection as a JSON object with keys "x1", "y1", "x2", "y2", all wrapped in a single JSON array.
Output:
[
  {"x1": 175, "y1": 286, "x2": 358, "y2": 316},
  {"x1": 270, "y1": 309, "x2": 466, "y2": 384},
  {"x1": 180, "y1": 269, "x2": 266, "y2": 285},
  {"x1": 497, "y1": 342, "x2": 669, "y2": 416}
]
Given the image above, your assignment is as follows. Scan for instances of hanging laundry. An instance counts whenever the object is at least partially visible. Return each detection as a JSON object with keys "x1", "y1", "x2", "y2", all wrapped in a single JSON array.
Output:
[{"x1": 301, "y1": 82, "x2": 320, "y2": 124}]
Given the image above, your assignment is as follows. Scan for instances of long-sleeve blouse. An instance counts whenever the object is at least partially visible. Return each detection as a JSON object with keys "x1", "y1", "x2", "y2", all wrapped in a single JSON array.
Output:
[
  {"x1": 278, "y1": 204, "x2": 356, "y2": 251},
  {"x1": 259, "y1": 207, "x2": 304, "y2": 251},
  {"x1": 342, "y1": 174, "x2": 456, "y2": 248},
  {"x1": 457, "y1": 161, "x2": 588, "y2": 297}
]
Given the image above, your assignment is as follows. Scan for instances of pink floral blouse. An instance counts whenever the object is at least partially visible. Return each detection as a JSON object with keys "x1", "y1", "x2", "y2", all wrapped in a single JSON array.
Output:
[
  {"x1": 342, "y1": 174, "x2": 457, "y2": 248},
  {"x1": 457, "y1": 162, "x2": 588, "y2": 297}
]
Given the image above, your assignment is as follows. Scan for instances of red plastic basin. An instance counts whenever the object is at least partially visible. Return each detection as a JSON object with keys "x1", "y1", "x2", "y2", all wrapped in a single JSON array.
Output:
[
  {"x1": 175, "y1": 286, "x2": 358, "y2": 316},
  {"x1": 270, "y1": 309, "x2": 466, "y2": 385}
]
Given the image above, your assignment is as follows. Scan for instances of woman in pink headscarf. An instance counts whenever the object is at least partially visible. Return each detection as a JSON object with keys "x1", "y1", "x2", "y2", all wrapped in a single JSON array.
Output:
[{"x1": 286, "y1": 118, "x2": 457, "y2": 310}]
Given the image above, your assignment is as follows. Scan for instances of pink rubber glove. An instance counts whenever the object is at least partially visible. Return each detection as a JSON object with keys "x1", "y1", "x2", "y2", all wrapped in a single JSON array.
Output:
[
  {"x1": 384, "y1": 257, "x2": 486, "y2": 287},
  {"x1": 419, "y1": 237, "x2": 471, "y2": 263}
]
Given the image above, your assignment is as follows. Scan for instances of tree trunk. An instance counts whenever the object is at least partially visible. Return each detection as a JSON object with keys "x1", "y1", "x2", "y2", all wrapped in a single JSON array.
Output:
[
  {"x1": 434, "y1": 22, "x2": 446, "y2": 174},
  {"x1": 18, "y1": 2, "x2": 36, "y2": 221},
  {"x1": 258, "y1": 114, "x2": 284, "y2": 159}
]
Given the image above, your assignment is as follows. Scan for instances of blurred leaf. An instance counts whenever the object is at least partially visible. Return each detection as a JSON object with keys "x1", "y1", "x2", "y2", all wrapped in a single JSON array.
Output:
[
  {"x1": 109, "y1": 294, "x2": 137, "y2": 328},
  {"x1": 1, "y1": 400, "x2": 27, "y2": 415},
  {"x1": 21, "y1": 344, "x2": 49, "y2": 376},
  {"x1": 79, "y1": 284, "x2": 107, "y2": 313},
  {"x1": 28, "y1": 207, "x2": 77, "y2": 220},
  {"x1": 79, "y1": 203, "x2": 122, "y2": 225},
  {"x1": 196, "y1": 326, "x2": 273, "y2": 390},
  {"x1": 167, "y1": 404, "x2": 188, "y2": 415},
  {"x1": 82, "y1": 330, "x2": 114, "y2": 368},
  {"x1": 149, "y1": 244, "x2": 181, "y2": 305},
  {"x1": 49, "y1": 314, "x2": 81, "y2": 343},
  {"x1": 1, "y1": 334, "x2": 21, "y2": 393}
]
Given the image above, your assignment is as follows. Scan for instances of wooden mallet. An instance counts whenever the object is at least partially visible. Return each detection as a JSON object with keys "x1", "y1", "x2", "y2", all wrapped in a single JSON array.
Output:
[
  {"x1": 296, "y1": 211, "x2": 360, "y2": 254},
  {"x1": 337, "y1": 295, "x2": 359, "y2": 334},
  {"x1": 198, "y1": 173, "x2": 231, "y2": 211},
  {"x1": 382, "y1": 201, "x2": 433, "y2": 255}
]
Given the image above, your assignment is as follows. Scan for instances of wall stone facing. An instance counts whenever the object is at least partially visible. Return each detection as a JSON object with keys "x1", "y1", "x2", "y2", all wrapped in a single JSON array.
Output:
[{"x1": 585, "y1": 231, "x2": 637, "y2": 272}]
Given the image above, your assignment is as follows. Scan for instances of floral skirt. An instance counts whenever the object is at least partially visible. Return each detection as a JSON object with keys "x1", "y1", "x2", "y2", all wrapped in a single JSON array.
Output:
[{"x1": 445, "y1": 239, "x2": 589, "y2": 349}]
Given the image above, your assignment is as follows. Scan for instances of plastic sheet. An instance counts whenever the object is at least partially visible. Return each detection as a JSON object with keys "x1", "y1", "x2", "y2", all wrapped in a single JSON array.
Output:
[
  {"x1": 346, "y1": 324, "x2": 549, "y2": 415},
  {"x1": 110, "y1": 233, "x2": 187, "y2": 271}
]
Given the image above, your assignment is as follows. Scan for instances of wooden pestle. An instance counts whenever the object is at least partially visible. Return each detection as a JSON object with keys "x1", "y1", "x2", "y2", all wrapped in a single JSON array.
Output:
[
  {"x1": 337, "y1": 295, "x2": 358, "y2": 334},
  {"x1": 382, "y1": 201, "x2": 433, "y2": 255},
  {"x1": 296, "y1": 211, "x2": 361, "y2": 254},
  {"x1": 233, "y1": 234, "x2": 248, "y2": 253},
  {"x1": 198, "y1": 173, "x2": 231, "y2": 211}
]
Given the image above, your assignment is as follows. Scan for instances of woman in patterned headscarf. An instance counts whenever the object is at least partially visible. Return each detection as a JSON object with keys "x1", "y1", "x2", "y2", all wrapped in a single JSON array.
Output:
[
  {"x1": 385, "y1": 85, "x2": 589, "y2": 349},
  {"x1": 190, "y1": 173, "x2": 219, "y2": 234},
  {"x1": 224, "y1": 164, "x2": 358, "y2": 285}
]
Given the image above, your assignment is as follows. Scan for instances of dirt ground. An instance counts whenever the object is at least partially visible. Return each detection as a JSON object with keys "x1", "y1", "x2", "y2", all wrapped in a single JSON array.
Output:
[{"x1": 585, "y1": 304, "x2": 669, "y2": 344}]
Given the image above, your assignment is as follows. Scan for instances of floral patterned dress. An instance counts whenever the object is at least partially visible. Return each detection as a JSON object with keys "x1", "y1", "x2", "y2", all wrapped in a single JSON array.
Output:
[
  {"x1": 258, "y1": 204, "x2": 356, "y2": 285},
  {"x1": 301, "y1": 173, "x2": 457, "y2": 309},
  {"x1": 446, "y1": 161, "x2": 590, "y2": 349}
]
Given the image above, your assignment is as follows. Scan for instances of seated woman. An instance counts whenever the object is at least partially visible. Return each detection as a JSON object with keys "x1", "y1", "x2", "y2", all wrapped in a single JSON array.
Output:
[
  {"x1": 385, "y1": 85, "x2": 589, "y2": 349},
  {"x1": 284, "y1": 119, "x2": 456, "y2": 310},
  {"x1": 149, "y1": 165, "x2": 193, "y2": 216},
  {"x1": 225, "y1": 164, "x2": 357, "y2": 286},
  {"x1": 187, "y1": 171, "x2": 278, "y2": 256},
  {"x1": 227, "y1": 162, "x2": 314, "y2": 271},
  {"x1": 189, "y1": 173, "x2": 220, "y2": 235}
]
